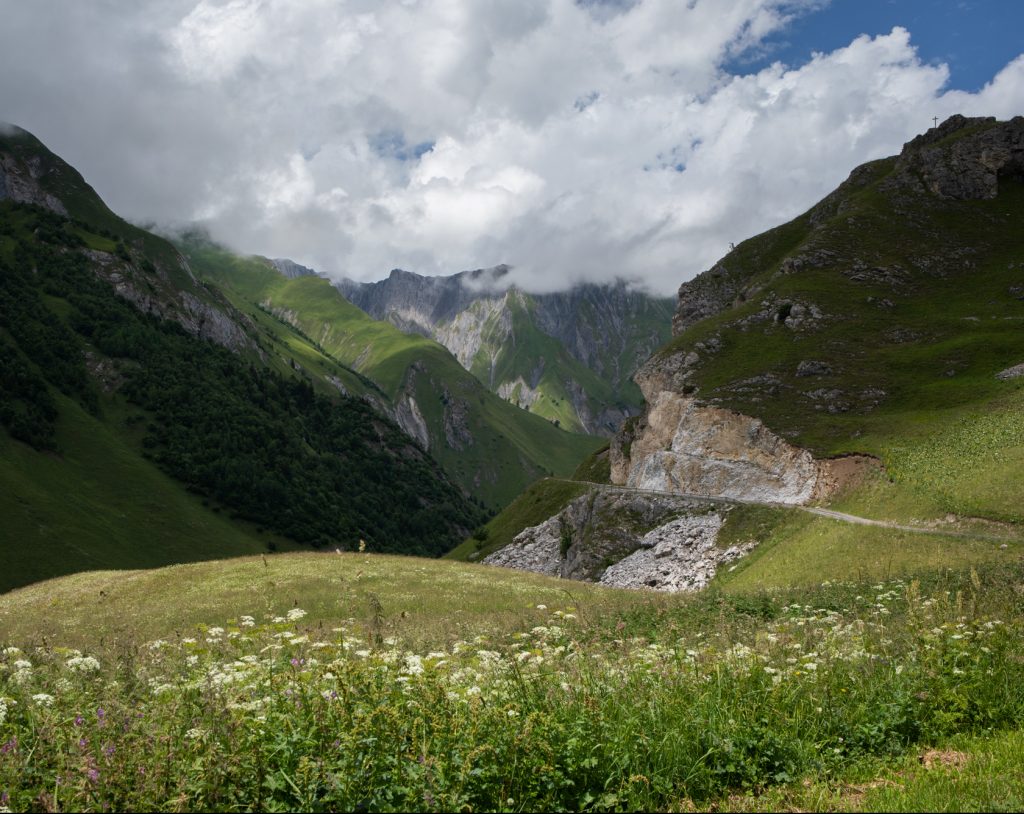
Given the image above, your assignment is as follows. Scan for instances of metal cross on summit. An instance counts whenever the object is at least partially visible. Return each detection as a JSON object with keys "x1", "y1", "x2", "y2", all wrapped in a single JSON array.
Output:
[{"x1": 933, "y1": 116, "x2": 939, "y2": 127}]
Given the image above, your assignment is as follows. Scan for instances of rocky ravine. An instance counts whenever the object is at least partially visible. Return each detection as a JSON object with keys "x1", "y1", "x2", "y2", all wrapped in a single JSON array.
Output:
[{"x1": 483, "y1": 488, "x2": 756, "y2": 593}]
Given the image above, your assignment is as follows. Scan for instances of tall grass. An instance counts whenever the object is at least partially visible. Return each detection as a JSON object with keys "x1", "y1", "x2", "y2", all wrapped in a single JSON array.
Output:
[{"x1": 1, "y1": 563, "x2": 1022, "y2": 811}]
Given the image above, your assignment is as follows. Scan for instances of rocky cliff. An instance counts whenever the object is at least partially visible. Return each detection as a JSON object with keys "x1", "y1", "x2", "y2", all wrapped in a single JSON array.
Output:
[
  {"x1": 609, "y1": 390, "x2": 827, "y2": 504},
  {"x1": 338, "y1": 268, "x2": 674, "y2": 435}
]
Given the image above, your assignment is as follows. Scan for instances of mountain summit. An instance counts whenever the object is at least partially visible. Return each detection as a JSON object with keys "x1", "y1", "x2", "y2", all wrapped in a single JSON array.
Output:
[{"x1": 338, "y1": 269, "x2": 675, "y2": 435}]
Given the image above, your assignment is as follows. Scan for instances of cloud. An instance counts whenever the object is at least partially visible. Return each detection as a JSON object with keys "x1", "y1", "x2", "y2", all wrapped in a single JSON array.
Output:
[{"x1": 0, "y1": 1, "x2": 1021, "y2": 294}]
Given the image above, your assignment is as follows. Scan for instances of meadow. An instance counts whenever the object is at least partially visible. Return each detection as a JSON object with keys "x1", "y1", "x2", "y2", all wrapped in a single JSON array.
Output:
[{"x1": 1, "y1": 552, "x2": 1022, "y2": 812}]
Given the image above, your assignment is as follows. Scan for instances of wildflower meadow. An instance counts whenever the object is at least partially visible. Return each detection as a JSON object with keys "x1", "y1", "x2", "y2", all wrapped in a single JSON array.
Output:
[{"x1": 0, "y1": 562, "x2": 1022, "y2": 812}]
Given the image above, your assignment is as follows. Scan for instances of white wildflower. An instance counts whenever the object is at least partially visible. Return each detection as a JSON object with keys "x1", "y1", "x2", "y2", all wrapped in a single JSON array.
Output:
[
  {"x1": 240, "y1": 616, "x2": 256, "y2": 628},
  {"x1": 403, "y1": 655, "x2": 424, "y2": 675},
  {"x1": 31, "y1": 693, "x2": 55, "y2": 707},
  {"x1": 286, "y1": 608, "x2": 307, "y2": 622},
  {"x1": 65, "y1": 656, "x2": 101, "y2": 673}
]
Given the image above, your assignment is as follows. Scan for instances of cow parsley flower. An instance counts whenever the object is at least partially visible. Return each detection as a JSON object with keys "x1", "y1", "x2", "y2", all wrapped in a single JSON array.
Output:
[{"x1": 66, "y1": 656, "x2": 101, "y2": 673}]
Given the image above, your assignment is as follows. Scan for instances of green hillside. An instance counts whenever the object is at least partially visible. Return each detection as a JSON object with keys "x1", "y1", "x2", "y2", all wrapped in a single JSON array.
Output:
[
  {"x1": 0, "y1": 130, "x2": 487, "y2": 591},
  {"x1": 181, "y1": 239, "x2": 603, "y2": 509}
]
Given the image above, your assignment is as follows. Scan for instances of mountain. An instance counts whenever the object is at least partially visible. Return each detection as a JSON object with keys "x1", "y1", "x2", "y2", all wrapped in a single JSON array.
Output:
[
  {"x1": 466, "y1": 114, "x2": 1024, "y2": 588},
  {"x1": 337, "y1": 268, "x2": 675, "y2": 435},
  {"x1": 178, "y1": 241, "x2": 604, "y2": 510},
  {"x1": 0, "y1": 125, "x2": 490, "y2": 590},
  {"x1": 613, "y1": 115, "x2": 1024, "y2": 515}
]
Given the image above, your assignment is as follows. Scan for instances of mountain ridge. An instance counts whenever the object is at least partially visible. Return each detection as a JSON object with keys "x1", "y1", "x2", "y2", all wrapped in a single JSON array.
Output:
[{"x1": 338, "y1": 268, "x2": 675, "y2": 435}]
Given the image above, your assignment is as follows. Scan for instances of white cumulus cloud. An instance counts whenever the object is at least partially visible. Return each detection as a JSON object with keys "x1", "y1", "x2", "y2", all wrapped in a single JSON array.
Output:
[{"x1": 0, "y1": 0, "x2": 1021, "y2": 294}]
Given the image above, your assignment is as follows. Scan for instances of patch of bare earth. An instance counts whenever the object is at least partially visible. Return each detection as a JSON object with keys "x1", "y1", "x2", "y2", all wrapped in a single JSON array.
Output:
[{"x1": 921, "y1": 749, "x2": 969, "y2": 770}]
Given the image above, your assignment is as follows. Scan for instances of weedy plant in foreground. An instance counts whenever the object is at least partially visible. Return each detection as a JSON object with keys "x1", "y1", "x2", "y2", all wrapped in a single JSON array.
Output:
[{"x1": 0, "y1": 566, "x2": 1022, "y2": 812}]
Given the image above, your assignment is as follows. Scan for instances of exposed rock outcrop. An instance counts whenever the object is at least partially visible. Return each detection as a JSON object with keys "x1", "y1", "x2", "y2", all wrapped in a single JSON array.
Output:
[
  {"x1": 996, "y1": 362, "x2": 1024, "y2": 381},
  {"x1": 483, "y1": 487, "x2": 753, "y2": 592},
  {"x1": 441, "y1": 386, "x2": 474, "y2": 450},
  {"x1": 599, "y1": 514, "x2": 755, "y2": 593},
  {"x1": 895, "y1": 115, "x2": 1024, "y2": 201},
  {"x1": 86, "y1": 249, "x2": 257, "y2": 356},
  {"x1": 0, "y1": 153, "x2": 68, "y2": 215},
  {"x1": 270, "y1": 258, "x2": 321, "y2": 279},
  {"x1": 610, "y1": 389, "x2": 825, "y2": 504}
]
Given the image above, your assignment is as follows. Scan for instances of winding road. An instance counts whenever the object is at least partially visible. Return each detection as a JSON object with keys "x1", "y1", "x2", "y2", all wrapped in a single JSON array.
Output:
[{"x1": 549, "y1": 478, "x2": 1019, "y2": 544}]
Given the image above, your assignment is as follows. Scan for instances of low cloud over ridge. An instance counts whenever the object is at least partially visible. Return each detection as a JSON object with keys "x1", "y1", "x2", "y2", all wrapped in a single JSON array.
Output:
[{"x1": 1, "y1": 1, "x2": 1021, "y2": 294}]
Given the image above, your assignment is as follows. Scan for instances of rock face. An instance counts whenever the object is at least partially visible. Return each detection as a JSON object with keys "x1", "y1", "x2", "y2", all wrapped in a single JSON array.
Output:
[
  {"x1": 599, "y1": 514, "x2": 755, "y2": 593},
  {"x1": 0, "y1": 152, "x2": 68, "y2": 214},
  {"x1": 610, "y1": 388, "x2": 826, "y2": 505},
  {"x1": 896, "y1": 114, "x2": 1024, "y2": 201},
  {"x1": 483, "y1": 487, "x2": 752, "y2": 592},
  {"x1": 270, "y1": 258, "x2": 321, "y2": 279},
  {"x1": 338, "y1": 268, "x2": 673, "y2": 435}
]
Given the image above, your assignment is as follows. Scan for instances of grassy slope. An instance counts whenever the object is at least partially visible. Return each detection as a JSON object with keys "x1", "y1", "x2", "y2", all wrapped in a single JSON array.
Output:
[
  {"x1": 0, "y1": 550, "x2": 632, "y2": 652},
  {"x1": 184, "y1": 241, "x2": 602, "y2": 508},
  {"x1": 0, "y1": 393, "x2": 300, "y2": 593},
  {"x1": 713, "y1": 504, "x2": 1022, "y2": 592}
]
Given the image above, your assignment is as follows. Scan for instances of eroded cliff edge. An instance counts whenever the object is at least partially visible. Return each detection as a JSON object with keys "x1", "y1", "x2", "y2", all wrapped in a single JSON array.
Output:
[{"x1": 609, "y1": 368, "x2": 844, "y2": 505}]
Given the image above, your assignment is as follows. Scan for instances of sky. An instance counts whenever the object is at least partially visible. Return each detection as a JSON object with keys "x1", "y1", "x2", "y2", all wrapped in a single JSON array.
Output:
[{"x1": 0, "y1": 0, "x2": 1022, "y2": 295}]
